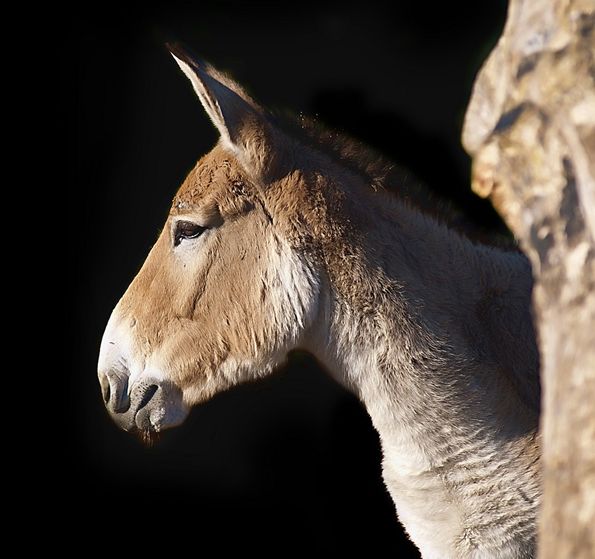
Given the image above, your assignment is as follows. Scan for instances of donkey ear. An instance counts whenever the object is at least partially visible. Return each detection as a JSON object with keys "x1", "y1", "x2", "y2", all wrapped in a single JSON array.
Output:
[{"x1": 168, "y1": 43, "x2": 277, "y2": 175}]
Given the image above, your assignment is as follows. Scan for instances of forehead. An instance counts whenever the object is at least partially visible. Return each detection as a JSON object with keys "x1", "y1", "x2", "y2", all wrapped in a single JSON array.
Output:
[{"x1": 171, "y1": 145, "x2": 247, "y2": 214}]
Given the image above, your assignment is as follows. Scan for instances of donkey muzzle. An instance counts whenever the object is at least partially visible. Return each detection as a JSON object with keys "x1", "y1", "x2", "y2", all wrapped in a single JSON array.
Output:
[{"x1": 98, "y1": 371, "x2": 188, "y2": 433}]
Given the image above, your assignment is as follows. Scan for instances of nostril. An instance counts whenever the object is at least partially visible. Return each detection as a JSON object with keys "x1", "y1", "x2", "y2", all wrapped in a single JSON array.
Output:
[
  {"x1": 102, "y1": 381, "x2": 111, "y2": 405},
  {"x1": 137, "y1": 384, "x2": 159, "y2": 411},
  {"x1": 99, "y1": 372, "x2": 111, "y2": 405},
  {"x1": 104, "y1": 370, "x2": 130, "y2": 414}
]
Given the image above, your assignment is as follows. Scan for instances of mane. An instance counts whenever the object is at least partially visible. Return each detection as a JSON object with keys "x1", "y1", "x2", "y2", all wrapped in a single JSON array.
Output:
[
  {"x1": 274, "y1": 111, "x2": 517, "y2": 249},
  {"x1": 274, "y1": 113, "x2": 538, "y2": 412},
  {"x1": 276, "y1": 111, "x2": 435, "y2": 206}
]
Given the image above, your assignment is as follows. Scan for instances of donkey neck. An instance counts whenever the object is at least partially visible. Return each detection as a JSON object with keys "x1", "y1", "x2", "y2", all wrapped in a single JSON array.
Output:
[
  {"x1": 315, "y1": 192, "x2": 538, "y2": 399},
  {"x1": 309, "y1": 195, "x2": 541, "y2": 557}
]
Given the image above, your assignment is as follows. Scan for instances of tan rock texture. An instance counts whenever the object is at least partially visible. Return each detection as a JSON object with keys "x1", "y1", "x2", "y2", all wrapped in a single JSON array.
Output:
[{"x1": 462, "y1": 1, "x2": 595, "y2": 557}]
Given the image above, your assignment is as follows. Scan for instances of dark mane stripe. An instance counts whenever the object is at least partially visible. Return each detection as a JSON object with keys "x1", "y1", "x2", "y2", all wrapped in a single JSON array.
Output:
[{"x1": 274, "y1": 111, "x2": 516, "y2": 248}]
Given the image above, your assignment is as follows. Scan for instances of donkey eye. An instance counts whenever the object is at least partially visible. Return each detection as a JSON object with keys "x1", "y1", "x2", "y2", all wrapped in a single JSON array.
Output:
[{"x1": 174, "y1": 221, "x2": 206, "y2": 247}]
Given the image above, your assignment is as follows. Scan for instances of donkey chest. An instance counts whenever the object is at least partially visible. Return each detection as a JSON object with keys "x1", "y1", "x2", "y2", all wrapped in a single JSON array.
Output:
[
  {"x1": 379, "y1": 436, "x2": 539, "y2": 559},
  {"x1": 380, "y1": 447, "x2": 464, "y2": 559}
]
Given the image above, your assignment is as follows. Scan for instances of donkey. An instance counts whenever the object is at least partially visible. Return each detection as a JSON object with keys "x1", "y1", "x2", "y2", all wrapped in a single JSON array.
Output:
[{"x1": 98, "y1": 45, "x2": 541, "y2": 559}]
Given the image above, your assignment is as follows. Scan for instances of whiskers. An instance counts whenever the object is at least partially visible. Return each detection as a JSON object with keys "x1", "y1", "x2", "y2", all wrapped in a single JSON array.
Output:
[{"x1": 136, "y1": 428, "x2": 161, "y2": 447}]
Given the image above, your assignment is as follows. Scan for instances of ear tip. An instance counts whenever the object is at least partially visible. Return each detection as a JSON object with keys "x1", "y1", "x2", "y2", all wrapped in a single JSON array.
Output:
[
  {"x1": 165, "y1": 41, "x2": 189, "y2": 62},
  {"x1": 166, "y1": 41, "x2": 204, "y2": 69}
]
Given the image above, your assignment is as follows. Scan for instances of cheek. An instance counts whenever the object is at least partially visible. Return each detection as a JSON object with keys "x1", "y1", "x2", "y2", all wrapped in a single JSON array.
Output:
[
  {"x1": 153, "y1": 321, "x2": 224, "y2": 388},
  {"x1": 198, "y1": 256, "x2": 271, "y2": 356},
  {"x1": 148, "y1": 217, "x2": 319, "y2": 398},
  {"x1": 144, "y1": 234, "x2": 271, "y2": 384},
  {"x1": 192, "y1": 233, "x2": 318, "y2": 360},
  {"x1": 174, "y1": 230, "x2": 276, "y2": 366}
]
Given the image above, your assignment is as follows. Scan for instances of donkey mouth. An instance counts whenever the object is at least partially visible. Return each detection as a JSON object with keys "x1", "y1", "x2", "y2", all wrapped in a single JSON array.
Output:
[{"x1": 99, "y1": 373, "x2": 189, "y2": 434}]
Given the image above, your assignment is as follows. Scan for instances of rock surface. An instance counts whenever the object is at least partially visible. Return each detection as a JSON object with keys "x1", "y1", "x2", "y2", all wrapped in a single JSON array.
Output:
[{"x1": 462, "y1": 1, "x2": 595, "y2": 557}]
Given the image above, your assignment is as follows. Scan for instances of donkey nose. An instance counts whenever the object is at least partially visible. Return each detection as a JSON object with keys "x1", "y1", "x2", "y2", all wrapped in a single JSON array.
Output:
[
  {"x1": 98, "y1": 369, "x2": 159, "y2": 429},
  {"x1": 98, "y1": 371, "x2": 170, "y2": 432}
]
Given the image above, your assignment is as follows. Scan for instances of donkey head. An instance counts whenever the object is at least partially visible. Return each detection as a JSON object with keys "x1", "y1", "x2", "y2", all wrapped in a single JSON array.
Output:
[{"x1": 98, "y1": 46, "x2": 328, "y2": 435}]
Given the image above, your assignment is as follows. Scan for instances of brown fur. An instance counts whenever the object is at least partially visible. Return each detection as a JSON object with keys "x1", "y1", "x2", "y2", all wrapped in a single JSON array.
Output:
[{"x1": 99, "y1": 50, "x2": 541, "y2": 558}]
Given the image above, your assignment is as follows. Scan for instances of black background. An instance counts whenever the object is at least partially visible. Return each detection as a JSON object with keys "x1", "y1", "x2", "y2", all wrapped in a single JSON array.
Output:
[{"x1": 69, "y1": 2, "x2": 508, "y2": 555}]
